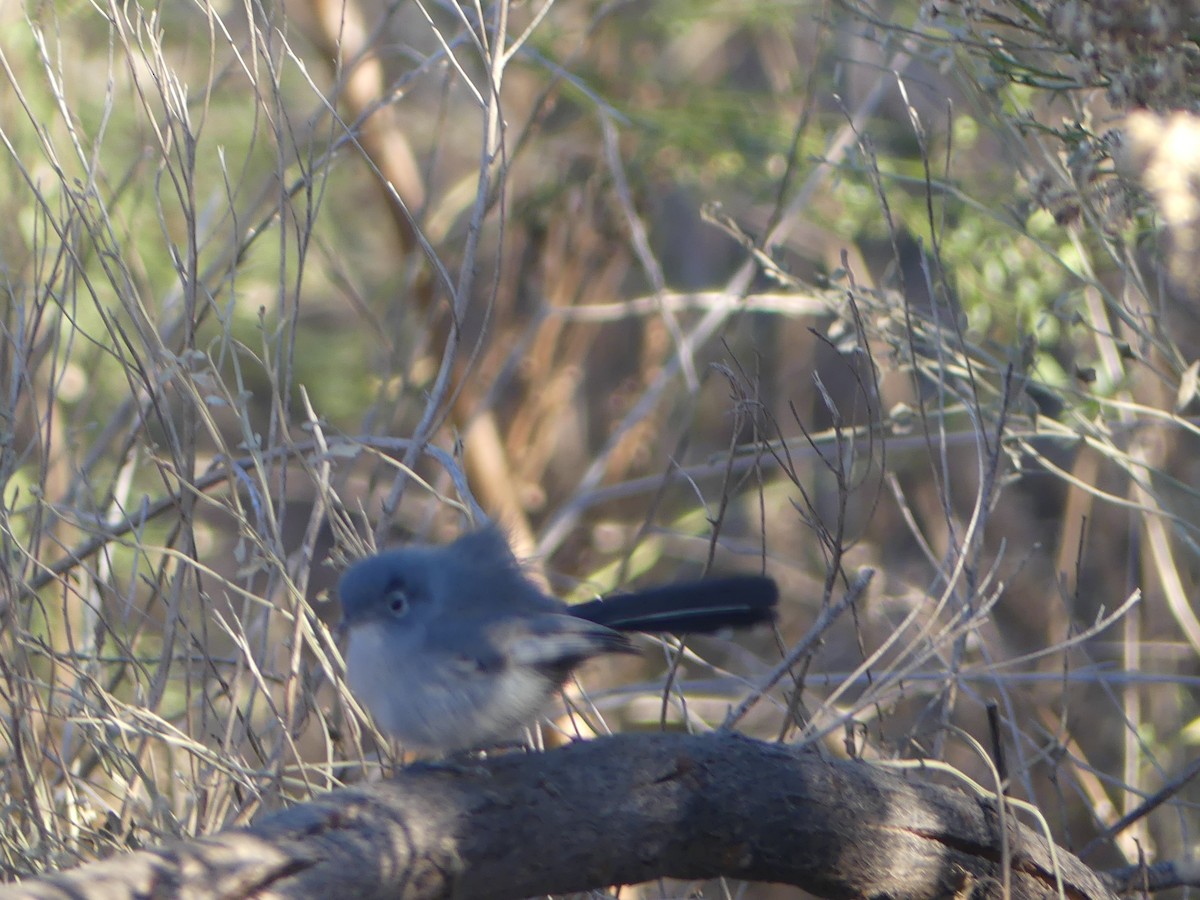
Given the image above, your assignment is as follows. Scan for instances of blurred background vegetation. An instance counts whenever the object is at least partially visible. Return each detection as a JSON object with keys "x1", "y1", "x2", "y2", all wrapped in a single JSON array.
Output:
[{"x1": 2, "y1": 0, "x2": 1200, "y2": 894}]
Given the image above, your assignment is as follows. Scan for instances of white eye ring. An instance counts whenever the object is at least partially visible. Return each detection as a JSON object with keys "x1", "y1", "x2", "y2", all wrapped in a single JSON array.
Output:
[{"x1": 385, "y1": 588, "x2": 408, "y2": 616}]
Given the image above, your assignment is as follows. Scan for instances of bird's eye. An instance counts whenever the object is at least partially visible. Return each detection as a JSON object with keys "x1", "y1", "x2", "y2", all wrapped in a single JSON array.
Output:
[{"x1": 385, "y1": 587, "x2": 409, "y2": 617}]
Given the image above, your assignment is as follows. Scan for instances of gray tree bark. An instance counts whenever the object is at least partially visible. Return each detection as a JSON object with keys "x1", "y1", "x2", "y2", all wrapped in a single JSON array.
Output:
[{"x1": 2, "y1": 732, "x2": 1120, "y2": 900}]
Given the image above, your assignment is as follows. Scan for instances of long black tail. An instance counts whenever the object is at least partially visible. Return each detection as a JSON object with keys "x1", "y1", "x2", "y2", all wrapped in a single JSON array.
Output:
[{"x1": 569, "y1": 575, "x2": 778, "y2": 634}]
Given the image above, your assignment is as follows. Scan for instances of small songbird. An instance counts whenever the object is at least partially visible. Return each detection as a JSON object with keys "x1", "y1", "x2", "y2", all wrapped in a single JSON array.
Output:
[{"x1": 336, "y1": 526, "x2": 778, "y2": 752}]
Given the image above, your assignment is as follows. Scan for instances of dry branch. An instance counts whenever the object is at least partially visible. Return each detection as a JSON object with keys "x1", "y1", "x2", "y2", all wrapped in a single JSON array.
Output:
[{"x1": 6, "y1": 732, "x2": 1119, "y2": 900}]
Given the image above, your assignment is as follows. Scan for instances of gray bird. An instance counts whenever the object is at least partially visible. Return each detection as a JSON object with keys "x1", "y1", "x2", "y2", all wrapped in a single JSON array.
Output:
[{"x1": 337, "y1": 526, "x2": 778, "y2": 752}]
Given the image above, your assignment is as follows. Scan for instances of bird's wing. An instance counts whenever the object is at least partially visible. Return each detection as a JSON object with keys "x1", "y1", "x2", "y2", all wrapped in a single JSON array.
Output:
[{"x1": 499, "y1": 613, "x2": 636, "y2": 670}]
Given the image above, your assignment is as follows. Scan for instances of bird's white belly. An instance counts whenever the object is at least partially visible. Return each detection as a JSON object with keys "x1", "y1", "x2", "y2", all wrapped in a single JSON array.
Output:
[{"x1": 344, "y1": 623, "x2": 557, "y2": 751}]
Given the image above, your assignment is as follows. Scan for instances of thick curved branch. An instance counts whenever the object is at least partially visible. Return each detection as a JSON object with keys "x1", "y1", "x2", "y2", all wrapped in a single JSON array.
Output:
[{"x1": 7, "y1": 733, "x2": 1120, "y2": 900}]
